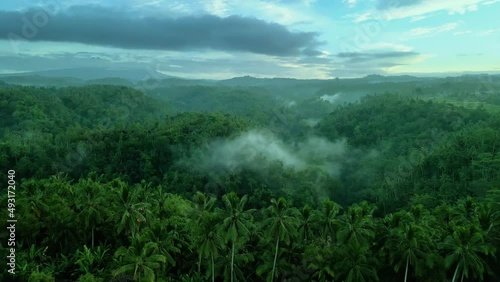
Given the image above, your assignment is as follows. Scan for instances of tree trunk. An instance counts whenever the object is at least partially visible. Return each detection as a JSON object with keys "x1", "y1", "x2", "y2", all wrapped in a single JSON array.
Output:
[
  {"x1": 271, "y1": 236, "x2": 280, "y2": 282},
  {"x1": 404, "y1": 256, "x2": 409, "y2": 282},
  {"x1": 452, "y1": 263, "x2": 460, "y2": 282},
  {"x1": 198, "y1": 253, "x2": 202, "y2": 272},
  {"x1": 231, "y1": 235, "x2": 235, "y2": 282},
  {"x1": 92, "y1": 226, "x2": 94, "y2": 248},
  {"x1": 212, "y1": 253, "x2": 215, "y2": 282}
]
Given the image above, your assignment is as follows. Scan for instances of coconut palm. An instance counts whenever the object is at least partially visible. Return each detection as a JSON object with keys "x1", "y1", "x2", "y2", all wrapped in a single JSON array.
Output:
[
  {"x1": 113, "y1": 241, "x2": 166, "y2": 282},
  {"x1": 297, "y1": 204, "x2": 315, "y2": 243},
  {"x1": 192, "y1": 191, "x2": 217, "y2": 224},
  {"x1": 314, "y1": 199, "x2": 342, "y2": 242},
  {"x1": 75, "y1": 178, "x2": 105, "y2": 247},
  {"x1": 441, "y1": 225, "x2": 495, "y2": 282},
  {"x1": 335, "y1": 242, "x2": 379, "y2": 282},
  {"x1": 217, "y1": 192, "x2": 255, "y2": 282},
  {"x1": 337, "y1": 201, "x2": 376, "y2": 250},
  {"x1": 113, "y1": 182, "x2": 152, "y2": 239},
  {"x1": 139, "y1": 224, "x2": 181, "y2": 268},
  {"x1": 384, "y1": 215, "x2": 437, "y2": 282},
  {"x1": 260, "y1": 198, "x2": 299, "y2": 282},
  {"x1": 305, "y1": 242, "x2": 335, "y2": 282},
  {"x1": 195, "y1": 213, "x2": 223, "y2": 282},
  {"x1": 215, "y1": 244, "x2": 255, "y2": 282},
  {"x1": 256, "y1": 247, "x2": 291, "y2": 282}
]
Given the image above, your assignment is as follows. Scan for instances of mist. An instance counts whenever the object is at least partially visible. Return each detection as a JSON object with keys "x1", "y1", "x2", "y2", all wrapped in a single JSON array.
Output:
[
  {"x1": 320, "y1": 93, "x2": 342, "y2": 103},
  {"x1": 187, "y1": 129, "x2": 347, "y2": 177}
]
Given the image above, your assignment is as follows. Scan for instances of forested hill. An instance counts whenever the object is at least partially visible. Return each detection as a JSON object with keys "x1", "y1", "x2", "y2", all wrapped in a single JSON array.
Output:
[
  {"x1": 316, "y1": 94, "x2": 499, "y2": 210},
  {"x1": 0, "y1": 82, "x2": 499, "y2": 281},
  {"x1": 0, "y1": 84, "x2": 171, "y2": 137}
]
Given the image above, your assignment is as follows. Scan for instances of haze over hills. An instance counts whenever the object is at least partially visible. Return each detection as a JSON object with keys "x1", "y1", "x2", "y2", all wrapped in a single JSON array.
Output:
[
  {"x1": 1, "y1": 67, "x2": 499, "y2": 86},
  {"x1": 0, "y1": 67, "x2": 175, "y2": 81}
]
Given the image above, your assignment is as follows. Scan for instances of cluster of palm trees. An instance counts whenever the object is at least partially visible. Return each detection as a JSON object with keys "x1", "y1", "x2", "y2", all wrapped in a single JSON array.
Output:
[{"x1": 4, "y1": 175, "x2": 499, "y2": 281}]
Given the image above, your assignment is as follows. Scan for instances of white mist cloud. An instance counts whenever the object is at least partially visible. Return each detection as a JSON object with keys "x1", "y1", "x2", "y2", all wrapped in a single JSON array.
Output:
[
  {"x1": 302, "y1": 118, "x2": 320, "y2": 127},
  {"x1": 191, "y1": 129, "x2": 347, "y2": 176},
  {"x1": 320, "y1": 93, "x2": 342, "y2": 103}
]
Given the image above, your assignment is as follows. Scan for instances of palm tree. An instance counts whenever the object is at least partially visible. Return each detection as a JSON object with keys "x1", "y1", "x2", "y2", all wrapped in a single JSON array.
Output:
[
  {"x1": 305, "y1": 242, "x2": 335, "y2": 282},
  {"x1": 384, "y1": 215, "x2": 437, "y2": 282},
  {"x1": 475, "y1": 201, "x2": 500, "y2": 247},
  {"x1": 453, "y1": 196, "x2": 479, "y2": 225},
  {"x1": 113, "y1": 182, "x2": 152, "y2": 239},
  {"x1": 190, "y1": 192, "x2": 218, "y2": 274},
  {"x1": 433, "y1": 203, "x2": 457, "y2": 236},
  {"x1": 217, "y1": 192, "x2": 255, "y2": 282},
  {"x1": 215, "y1": 244, "x2": 255, "y2": 282},
  {"x1": 297, "y1": 205, "x2": 315, "y2": 243},
  {"x1": 18, "y1": 179, "x2": 50, "y2": 219},
  {"x1": 441, "y1": 225, "x2": 495, "y2": 282},
  {"x1": 314, "y1": 199, "x2": 342, "y2": 242},
  {"x1": 75, "y1": 178, "x2": 105, "y2": 247},
  {"x1": 195, "y1": 213, "x2": 223, "y2": 282},
  {"x1": 335, "y1": 242, "x2": 379, "y2": 282},
  {"x1": 337, "y1": 201, "x2": 376, "y2": 250},
  {"x1": 74, "y1": 244, "x2": 109, "y2": 276},
  {"x1": 45, "y1": 200, "x2": 78, "y2": 253},
  {"x1": 486, "y1": 189, "x2": 500, "y2": 243},
  {"x1": 192, "y1": 191, "x2": 217, "y2": 224},
  {"x1": 488, "y1": 188, "x2": 500, "y2": 213},
  {"x1": 260, "y1": 198, "x2": 299, "y2": 282},
  {"x1": 256, "y1": 247, "x2": 291, "y2": 282},
  {"x1": 139, "y1": 224, "x2": 181, "y2": 269},
  {"x1": 113, "y1": 241, "x2": 166, "y2": 282}
]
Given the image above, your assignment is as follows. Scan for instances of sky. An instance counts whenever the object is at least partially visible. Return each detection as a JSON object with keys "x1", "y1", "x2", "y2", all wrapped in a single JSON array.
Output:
[{"x1": 0, "y1": 0, "x2": 499, "y2": 79}]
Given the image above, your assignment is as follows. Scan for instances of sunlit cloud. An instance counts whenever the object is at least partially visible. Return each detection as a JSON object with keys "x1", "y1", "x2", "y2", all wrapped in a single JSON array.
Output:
[{"x1": 408, "y1": 22, "x2": 460, "y2": 37}]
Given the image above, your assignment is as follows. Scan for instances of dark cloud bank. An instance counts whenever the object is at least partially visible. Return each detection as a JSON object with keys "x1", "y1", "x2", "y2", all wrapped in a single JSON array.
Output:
[
  {"x1": 0, "y1": 5, "x2": 321, "y2": 56},
  {"x1": 335, "y1": 51, "x2": 419, "y2": 65}
]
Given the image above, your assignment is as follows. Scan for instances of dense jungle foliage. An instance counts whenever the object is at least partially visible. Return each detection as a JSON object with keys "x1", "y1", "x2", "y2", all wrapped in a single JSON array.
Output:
[{"x1": 0, "y1": 76, "x2": 499, "y2": 282}]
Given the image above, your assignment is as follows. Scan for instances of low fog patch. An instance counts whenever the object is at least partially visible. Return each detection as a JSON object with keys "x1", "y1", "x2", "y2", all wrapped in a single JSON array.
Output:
[
  {"x1": 187, "y1": 129, "x2": 347, "y2": 177},
  {"x1": 319, "y1": 93, "x2": 342, "y2": 104},
  {"x1": 302, "y1": 118, "x2": 320, "y2": 127},
  {"x1": 283, "y1": 100, "x2": 297, "y2": 108}
]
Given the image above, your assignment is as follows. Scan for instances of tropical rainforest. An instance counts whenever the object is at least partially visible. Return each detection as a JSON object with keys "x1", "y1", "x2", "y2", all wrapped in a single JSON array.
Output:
[{"x1": 0, "y1": 74, "x2": 499, "y2": 282}]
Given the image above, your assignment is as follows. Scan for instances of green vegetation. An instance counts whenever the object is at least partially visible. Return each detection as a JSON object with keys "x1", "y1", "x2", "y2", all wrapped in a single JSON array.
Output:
[{"x1": 0, "y1": 76, "x2": 499, "y2": 281}]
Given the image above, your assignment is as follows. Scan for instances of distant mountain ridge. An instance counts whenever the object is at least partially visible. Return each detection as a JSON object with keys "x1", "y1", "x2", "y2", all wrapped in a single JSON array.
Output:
[
  {"x1": 1, "y1": 68, "x2": 499, "y2": 88},
  {"x1": 0, "y1": 67, "x2": 174, "y2": 81}
]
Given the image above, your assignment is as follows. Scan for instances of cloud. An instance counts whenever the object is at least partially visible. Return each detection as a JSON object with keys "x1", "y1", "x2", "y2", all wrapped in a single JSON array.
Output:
[
  {"x1": 343, "y1": 0, "x2": 358, "y2": 8},
  {"x1": 361, "y1": 42, "x2": 414, "y2": 52},
  {"x1": 159, "y1": 56, "x2": 334, "y2": 79},
  {"x1": 0, "y1": 5, "x2": 321, "y2": 56},
  {"x1": 407, "y1": 22, "x2": 459, "y2": 36},
  {"x1": 331, "y1": 51, "x2": 428, "y2": 77},
  {"x1": 320, "y1": 93, "x2": 342, "y2": 104},
  {"x1": 482, "y1": 0, "x2": 500, "y2": 4},
  {"x1": 354, "y1": 0, "x2": 489, "y2": 22},
  {"x1": 189, "y1": 130, "x2": 347, "y2": 177},
  {"x1": 0, "y1": 44, "x2": 336, "y2": 79},
  {"x1": 478, "y1": 28, "x2": 500, "y2": 36},
  {"x1": 336, "y1": 51, "x2": 420, "y2": 60},
  {"x1": 453, "y1": 30, "x2": 473, "y2": 35},
  {"x1": 410, "y1": 15, "x2": 427, "y2": 21},
  {"x1": 377, "y1": 0, "x2": 424, "y2": 9}
]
